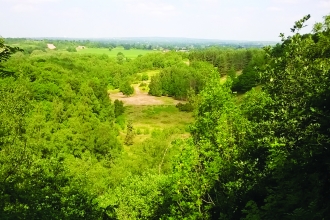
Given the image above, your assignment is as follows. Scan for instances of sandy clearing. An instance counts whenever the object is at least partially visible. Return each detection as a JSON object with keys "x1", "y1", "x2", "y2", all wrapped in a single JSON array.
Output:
[{"x1": 109, "y1": 84, "x2": 182, "y2": 106}]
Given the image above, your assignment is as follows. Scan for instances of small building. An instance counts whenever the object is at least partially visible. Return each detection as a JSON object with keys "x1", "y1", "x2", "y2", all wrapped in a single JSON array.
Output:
[
  {"x1": 47, "y1": 44, "x2": 56, "y2": 50},
  {"x1": 76, "y1": 46, "x2": 86, "y2": 50}
]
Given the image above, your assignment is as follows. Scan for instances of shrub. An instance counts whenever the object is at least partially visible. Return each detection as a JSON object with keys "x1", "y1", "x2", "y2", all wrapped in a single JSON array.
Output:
[
  {"x1": 124, "y1": 121, "x2": 135, "y2": 145},
  {"x1": 120, "y1": 81, "x2": 134, "y2": 96},
  {"x1": 114, "y1": 99, "x2": 124, "y2": 117},
  {"x1": 141, "y1": 73, "x2": 149, "y2": 81},
  {"x1": 66, "y1": 46, "x2": 77, "y2": 52},
  {"x1": 176, "y1": 102, "x2": 194, "y2": 112},
  {"x1": 143, "y1": 128, "x2": 150, "y2": 135}
]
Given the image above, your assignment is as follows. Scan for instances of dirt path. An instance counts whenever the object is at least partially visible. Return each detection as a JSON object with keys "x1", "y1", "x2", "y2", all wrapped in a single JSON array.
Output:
[{"x1": 109, "y1": 84, "x2": 182, "y2": 106}]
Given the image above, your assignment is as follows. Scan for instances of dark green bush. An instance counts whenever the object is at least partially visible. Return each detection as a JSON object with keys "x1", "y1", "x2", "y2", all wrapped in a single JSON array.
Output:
[
  {"x1": 114, "y1": 99, "x2": 125, "y2": 117},
  {"x1": 176, "y1": 102, "x2": 194, "y2": 112}
]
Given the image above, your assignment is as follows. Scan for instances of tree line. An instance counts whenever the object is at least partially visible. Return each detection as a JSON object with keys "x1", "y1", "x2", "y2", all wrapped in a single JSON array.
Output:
[{"x1": 148, "y1": 47, "x2": 266, "y2": 101}]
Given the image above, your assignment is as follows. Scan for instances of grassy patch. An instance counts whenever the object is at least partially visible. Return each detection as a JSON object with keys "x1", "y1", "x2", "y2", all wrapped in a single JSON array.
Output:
[
  {"x1": 141, "y1": 105, "x2": 178, "y2": 116},
  {"x1": 152, "y1": 96, "x2": 181, "y2": 105},
  {"x1": 118, "y1": 105, "x2": 193, "y2": 145},
  {"x1": 136, "y1": 70, "x2": 160, "y2": 80},
  {"x1": 143, "y1": 70, "x2": 160, "y2": 78},
  {"x1": 111, "y1": 105, "x2": 193, "y2": 179},
  {"x1": 220, "y1": 70, "x2": 243, "y2": 84},
  {"x1": 77, "y1": 47, "x2": 155, "y2": 58},
  {"x1": 134, "y1": 70, "x2": 160, "y2": 91}
]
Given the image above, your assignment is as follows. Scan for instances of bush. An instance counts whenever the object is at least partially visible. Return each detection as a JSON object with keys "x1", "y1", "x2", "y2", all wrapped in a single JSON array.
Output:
[
  {"x1": 231, "y1": 70, "x2": 258, "y2": 93},
  {"x1": 114, "y1": 99, "x2": 124, "y2": 117},
  {"x1": 66, "y1": 46, "x2": 77, "y2": 52},
  {"x1": 115, "y1": 115, "x2": 126, "y2": 130},
  {"x1": 119, "y1": 81, "x2": 134, "y2": 96},
  {"x1": 176, "y1": 102, "x2": 194, "y2": 112},
  {"x1": 148, "y1": 76, "x2": 162, "y2": 97},
  {"x1": 124, "y1": 121, "x2": 135, "y2": 145},
  {"x1": 141, "y1": 73, "x2": 149, "y2": 81},
  {"x1": 143, "y1": 128, "x2": 150, "y2": 135}
]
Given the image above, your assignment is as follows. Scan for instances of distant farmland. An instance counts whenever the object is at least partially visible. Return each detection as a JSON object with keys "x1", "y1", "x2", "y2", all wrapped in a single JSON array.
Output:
[{"x1": 77, "y1": 47, "x2": 155, "y2": 58}]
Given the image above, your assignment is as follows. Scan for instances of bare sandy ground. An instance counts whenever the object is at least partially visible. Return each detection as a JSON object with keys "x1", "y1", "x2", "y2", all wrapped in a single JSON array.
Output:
[{"x1": 109, "y1": 84, "x2": 182, "y2": 106}]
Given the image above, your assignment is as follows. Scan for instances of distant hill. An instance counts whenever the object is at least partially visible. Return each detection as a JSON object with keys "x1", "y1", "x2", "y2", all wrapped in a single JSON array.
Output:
[{"x1": 17, "y1": 36, "x2": 278, "y2": 47}]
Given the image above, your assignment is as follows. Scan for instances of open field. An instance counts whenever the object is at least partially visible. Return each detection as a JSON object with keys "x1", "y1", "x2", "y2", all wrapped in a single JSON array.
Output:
[
  {"x1": 126, "y1": 105, "x2": 192, "y2": 131},
  {"x1": 109, "y1": 70, "x2": 193, "y2": 151},
  {"x1": 119, "y1": 105, "x2": 193, "y2": 145},
  {"x1": 113, "y1": 89, "x2": 193, "y2": 164},
  {"x1": 109, "y1": 70, "x2": 185, "y2": 106},
  {"x1": 110, "y1": 104, "x2": 193, "y2": 181},
  {"x1": 77, "y1": 47, "x2": 155, "y2": 58},
  {"x1": 109, "y1": 84, "x2": 183, "y2": 106}
]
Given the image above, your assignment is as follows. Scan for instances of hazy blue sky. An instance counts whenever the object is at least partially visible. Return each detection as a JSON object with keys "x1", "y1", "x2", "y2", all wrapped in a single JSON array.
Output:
[{"x1": 0, "y1": 0, "x2": 329, "y2": 41}]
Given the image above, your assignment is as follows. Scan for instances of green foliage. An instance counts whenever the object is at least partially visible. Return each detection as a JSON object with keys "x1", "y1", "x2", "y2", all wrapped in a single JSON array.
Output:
[
  {"x1": 176, "y1": 102, "x2": 194, "y2": 112},
  {"x1": 122, "y1": 44, "x2": 131, "y2": 50},
  {"x1": 0, "y1": 44, "x2": 123, "y2": 217},
  {"x1": 124, "y1": 121, "x2": 135, "y2": 145},
  {"x1": 246, "y1": 14, "x2": 330, "y2": 218},
  {"x1": 189, "y1": 47, "x2": 261, "y2": 75},
  {"x1": 166, "y1": 72, "x2": 251, "y2": 219},
  {"x1": 139, "y1": 82, "x2": 147, "y2": 87},
  {"x1": 117, "y1": 52, "x2": 125, "y2": 64},
  {"x1": 162, "y1": 14, "x2": 330, "y2": 219},
  {"x1": 0, "y1": 157, "x2": 103, "y2": 219},
  {"x1": 0, "y1": 38, "x2": 23, "y2": 77},
  {"x1": 141, "y1": 73, "x2": 149, "y2": 81},
  {"x1": 227, "y1": 66, "x2": 237, "y2": 79},
  {"x1": 4, "y1": 15, "x2": 330, "y2": 218},
  {"x1": 115, "y1": 115, "x2": 126, "y2": 130},
  {"x1": 231, "y1": 50, "x2": 265, "y2": 92},
  {"x1": 0, "y1": 38, "x2": 193, "y2": 218},
  {"x1": 102, "y1": 173, "x2": 170, "y2": 219},
  {"x1": 119, "y1": 80, "x2": 134, "y2": 96},
  {"x1": 66, "y1": 46, "x2": 77, "y2": 52},
  {"x1": 148, "y1": 61, "x2": 216, "y2": 100},
  {"x1": 0, "y1": 78, "x2": 105, "y2": 219},
  {"x1": 114, "y1": 99, "x2": 125, "y2": 117},
  {"x1": 148, "y1": 75, "x2": 163, "y2": 97}
]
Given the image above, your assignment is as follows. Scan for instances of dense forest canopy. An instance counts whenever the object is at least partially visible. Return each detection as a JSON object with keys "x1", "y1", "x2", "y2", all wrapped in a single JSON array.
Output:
[{"x1": 0, "y1": 14, "x2": 330, "y2": 219}]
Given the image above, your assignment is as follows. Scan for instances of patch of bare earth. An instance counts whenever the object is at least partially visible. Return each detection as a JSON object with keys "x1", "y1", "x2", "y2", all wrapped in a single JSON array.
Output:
[{"x1": 109, "y1": 84, "x2": 182, "y2": 106}]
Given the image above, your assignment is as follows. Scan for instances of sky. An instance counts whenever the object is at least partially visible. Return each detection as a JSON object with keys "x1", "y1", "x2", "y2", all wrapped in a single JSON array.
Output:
[{"x1": 0, "y1": 0, "x2": 329, "y2": 41}]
